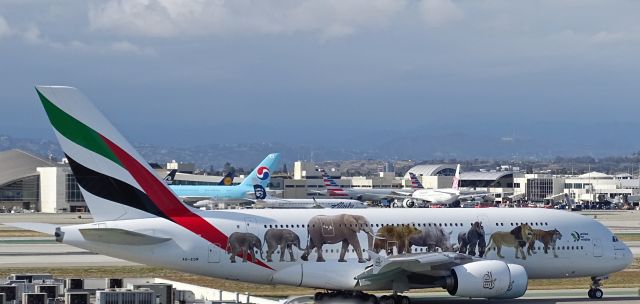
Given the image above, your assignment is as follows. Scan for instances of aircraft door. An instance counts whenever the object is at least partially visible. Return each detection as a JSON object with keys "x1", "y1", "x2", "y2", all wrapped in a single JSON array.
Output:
[
  {"x1": 208, "y1": 244, "x2": 221, "y2": 263},
  {"x1": 244, "y1": 217, "x2": 258, "y2": 233},
  {"x1": 321, "y1": 218, "x2": 335, "y2": 237},
  {"x1": 593, "y1": 239, "x2": 603, "y2": 257}
]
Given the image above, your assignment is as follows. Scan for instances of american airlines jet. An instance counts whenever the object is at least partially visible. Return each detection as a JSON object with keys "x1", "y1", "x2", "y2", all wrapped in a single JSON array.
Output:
[
  {"x1": 318, "y1": 169, "x2": 414, "y2": 201},
  {"x1": 13, "y1": 86, "x2": 633, "y2": 304}
]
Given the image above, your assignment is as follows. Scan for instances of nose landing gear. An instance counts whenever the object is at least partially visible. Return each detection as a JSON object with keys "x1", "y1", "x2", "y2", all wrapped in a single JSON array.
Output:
[{"x1": 587, "y1": 276, "x2": 607, "y2": 299}]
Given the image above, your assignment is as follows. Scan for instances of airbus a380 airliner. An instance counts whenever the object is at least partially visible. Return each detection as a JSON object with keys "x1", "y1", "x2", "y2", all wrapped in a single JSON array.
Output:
[{"x1": 13, "y1": 86, "x2": 632, "y2": 304}]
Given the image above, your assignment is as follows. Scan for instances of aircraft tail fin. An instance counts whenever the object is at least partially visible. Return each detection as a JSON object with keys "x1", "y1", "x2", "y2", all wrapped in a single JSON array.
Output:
[
  {"x1": 164, "y1": 169, "x2": 177, "y2": 185},
  {"x1": 35, "y1": 86, "x2": 192, "y2": 222},
  {"x1": 318, "y1": 168, "x2": 348, "y2": 197},
  {"x1": 452, "y1": 164, "x2": 461, "y2": 190},
  {"x1": 36, "y1": 86, "x2": 274, "y2": 270},
  {"x1": 253, "y1": 184, "x2": 268, "y2": 200},
  {"x1": 240, "y1": 153, "x2": 280, "y2": 187},
  {"x1": 408, "y1": 172, "x2": 424, "y2": 189},
  {"x1": 218, "y1": 171, "x2": 235, "y2": 186}
]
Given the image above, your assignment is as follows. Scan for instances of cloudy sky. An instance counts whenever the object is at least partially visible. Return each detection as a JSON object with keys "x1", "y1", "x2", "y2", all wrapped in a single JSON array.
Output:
[{"x1": 1, "y1": 1, "x2": 640, "y2": 154}]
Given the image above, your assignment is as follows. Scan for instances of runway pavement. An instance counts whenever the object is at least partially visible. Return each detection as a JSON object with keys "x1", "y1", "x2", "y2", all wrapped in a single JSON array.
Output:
[
  {"x1": 0, "y1": 237, "x2": 138, "y2": 267},
  {"x1": 284, "y1": 289, "x2": 640, "y2": 303}
]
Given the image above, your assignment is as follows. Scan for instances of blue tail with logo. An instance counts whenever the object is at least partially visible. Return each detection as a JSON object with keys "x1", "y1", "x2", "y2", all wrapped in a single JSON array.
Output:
[{"x1": 240, "y1": 153, "x2": 280, "y2": 187}]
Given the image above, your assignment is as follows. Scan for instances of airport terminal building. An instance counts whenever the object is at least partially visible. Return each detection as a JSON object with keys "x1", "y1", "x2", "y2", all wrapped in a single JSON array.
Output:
[
  {"x1": 2, "y1": 149, "x2": 639, "y2": 213},
  {"x1": 0, "y1": 149, "x2": 86, "y2": 213}
]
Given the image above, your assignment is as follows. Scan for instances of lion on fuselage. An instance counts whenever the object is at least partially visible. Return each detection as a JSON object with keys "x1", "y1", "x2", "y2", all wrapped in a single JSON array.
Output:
[
  {"x1": 527, "y1": 228, "x2": 562, "y2": 258},
  {"x1": 485, "y1": 223, "x2": 534, "y2": 260}
]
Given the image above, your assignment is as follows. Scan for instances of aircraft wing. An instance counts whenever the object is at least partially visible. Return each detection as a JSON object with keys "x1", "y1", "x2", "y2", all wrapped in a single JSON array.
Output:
[
  {"x1": 356, "y1": 251, "x2": 477, "y2": 286},
  {"x1": 191, "y1": 198, "x2": 256, "y2": 208},
  {"x1": 459, "y1": 193, "x2": 493, "y2": 201},
  {"x1": 388, "y1": 190, "x2": 413, "y2": 197}
]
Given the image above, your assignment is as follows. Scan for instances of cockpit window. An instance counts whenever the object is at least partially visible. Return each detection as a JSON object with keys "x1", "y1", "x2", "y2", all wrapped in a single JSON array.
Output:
[{"x1": 612, "y1": 236, "x2": 619, "y2": 242}]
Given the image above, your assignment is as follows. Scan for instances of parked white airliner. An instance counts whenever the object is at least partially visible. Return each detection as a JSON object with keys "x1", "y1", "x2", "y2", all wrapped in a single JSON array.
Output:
[
  {"x1": 251, "y1": 185, "x2": 367, "y2": 209},
  {"x1": 11, "y1": 86, "x2": 633, "y2": 304},
  {"x1": 405, "y1": 165, "x2": 491, "y2": 207}
]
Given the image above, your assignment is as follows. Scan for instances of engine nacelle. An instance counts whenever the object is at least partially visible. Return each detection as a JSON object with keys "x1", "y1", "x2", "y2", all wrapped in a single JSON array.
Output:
[
  {"x1": 402, "y1": 198, "x2": 415, "y2": 208},
  {"x1": 446, "y1": 260, "x2": 511, "y2": 298},
  {"x1": 490, "y1": 264, "x2": 528, "y2": 299}
]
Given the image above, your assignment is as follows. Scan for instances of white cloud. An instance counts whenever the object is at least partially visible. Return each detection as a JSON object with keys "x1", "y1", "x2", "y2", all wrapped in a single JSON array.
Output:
[
  {"x1": 88, "y1": 0, "x2": 407, "y2": 39},
  {"x1": 419, "y1": 0, "x2": 463, "y2": 27},
  {"x1": 16, "y1": 23, "x2": 153, "y2": 55},
  {"x1": 0, "y1": 16, "x2": 13, "y2": 38},
  {"x1": 110, "y1": 40, "x2": 155, "y2": 55},
  {"x1": 552, "y1": 29, "x2": 638, "y2": 45}
]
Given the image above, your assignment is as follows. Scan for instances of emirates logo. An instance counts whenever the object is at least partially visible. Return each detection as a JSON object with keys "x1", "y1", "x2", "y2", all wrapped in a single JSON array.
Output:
[
  {"x1": 483, "y1": 271, "x2": 497, "y2": 289},
  {"x1": 374, "y1": 257, "x2": 382, "y2": 267}
]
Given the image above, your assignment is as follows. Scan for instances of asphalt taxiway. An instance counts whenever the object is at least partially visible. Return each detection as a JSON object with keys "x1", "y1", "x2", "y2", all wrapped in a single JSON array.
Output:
[{"x1": 283, "y1": 288, "x2": 640, "y2": 303}]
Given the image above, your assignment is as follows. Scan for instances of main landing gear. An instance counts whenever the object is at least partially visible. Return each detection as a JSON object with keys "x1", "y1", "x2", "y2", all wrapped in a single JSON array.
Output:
[
  {"x1": 587, "y1": 276, "x2": 607, "y2": 299},
  {"x1": 313, "y1": 291, "x2": 411, "y2": 304},
  {"x1": 379, "y1": 294, "x2": 411, "y2": 304}
]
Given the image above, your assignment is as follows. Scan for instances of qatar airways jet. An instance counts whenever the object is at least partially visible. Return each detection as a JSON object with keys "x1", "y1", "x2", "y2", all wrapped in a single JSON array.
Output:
[
  {"x1": 405, "y1": 165, "x2": 491, "y2": 207},
  {"x1": 12, "y1": 86, "x2": 632, "y2": 304}
]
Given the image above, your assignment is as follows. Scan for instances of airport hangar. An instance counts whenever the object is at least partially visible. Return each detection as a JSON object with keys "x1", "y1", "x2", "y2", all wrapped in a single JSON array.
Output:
[{"x1": 2, "y1": 149, "x2": 640, "y2": 213}]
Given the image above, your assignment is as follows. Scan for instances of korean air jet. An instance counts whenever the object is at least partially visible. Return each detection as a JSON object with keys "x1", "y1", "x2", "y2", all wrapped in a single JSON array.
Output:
[
  {"x1": 169, "y1": 153, "x2": 280, "y2": 203},
  {"x1": 164, "y1": 170, "x2": 235, "y2": 186},
  {"x1": 13, "y1": 86, "x2": 632, "y2": 304}
]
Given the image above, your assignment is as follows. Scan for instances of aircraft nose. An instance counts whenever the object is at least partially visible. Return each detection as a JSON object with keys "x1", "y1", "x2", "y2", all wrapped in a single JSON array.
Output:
[{"x1": 624, "y1": 245, "x2": 634, "y2": 267}]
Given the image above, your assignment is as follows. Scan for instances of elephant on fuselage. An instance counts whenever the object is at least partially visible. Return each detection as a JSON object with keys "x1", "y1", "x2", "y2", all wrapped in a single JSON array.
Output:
[
  {"x1": 226, "y1": 232, "x2": 263, "y2": 263},
  {"x1": 263, "y1": 228, "x2": 303, "y2": 262},
  {"x1": 300, "y1": 214, "x2": 374, "y2": 263}
]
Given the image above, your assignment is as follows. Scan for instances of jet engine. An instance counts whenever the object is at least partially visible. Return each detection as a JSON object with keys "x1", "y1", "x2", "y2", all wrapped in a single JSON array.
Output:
[
  {"x1": 402, "y1": 198, "x2": 416, "y2": 208},
  {"x1": 445, "y1": 260, "x2": 512, "y2": 298},
  {"x1": 490, "y1": 264, "x2": 528, "y2": 299}
]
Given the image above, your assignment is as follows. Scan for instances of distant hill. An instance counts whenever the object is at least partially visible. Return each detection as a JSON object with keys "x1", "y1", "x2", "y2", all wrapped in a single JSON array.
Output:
[{"x1": 0, "y1": 134, "x2": 384, "y2": 170}]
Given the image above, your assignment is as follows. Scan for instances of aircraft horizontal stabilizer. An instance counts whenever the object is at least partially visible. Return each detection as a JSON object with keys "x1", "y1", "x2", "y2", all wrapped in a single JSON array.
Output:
[
  {"x1": 2, "y1": 222, "x2": 59, "y2": 235},
  {"x1": 79, "y1": 228, "x2": 171, "y2": 245}
]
